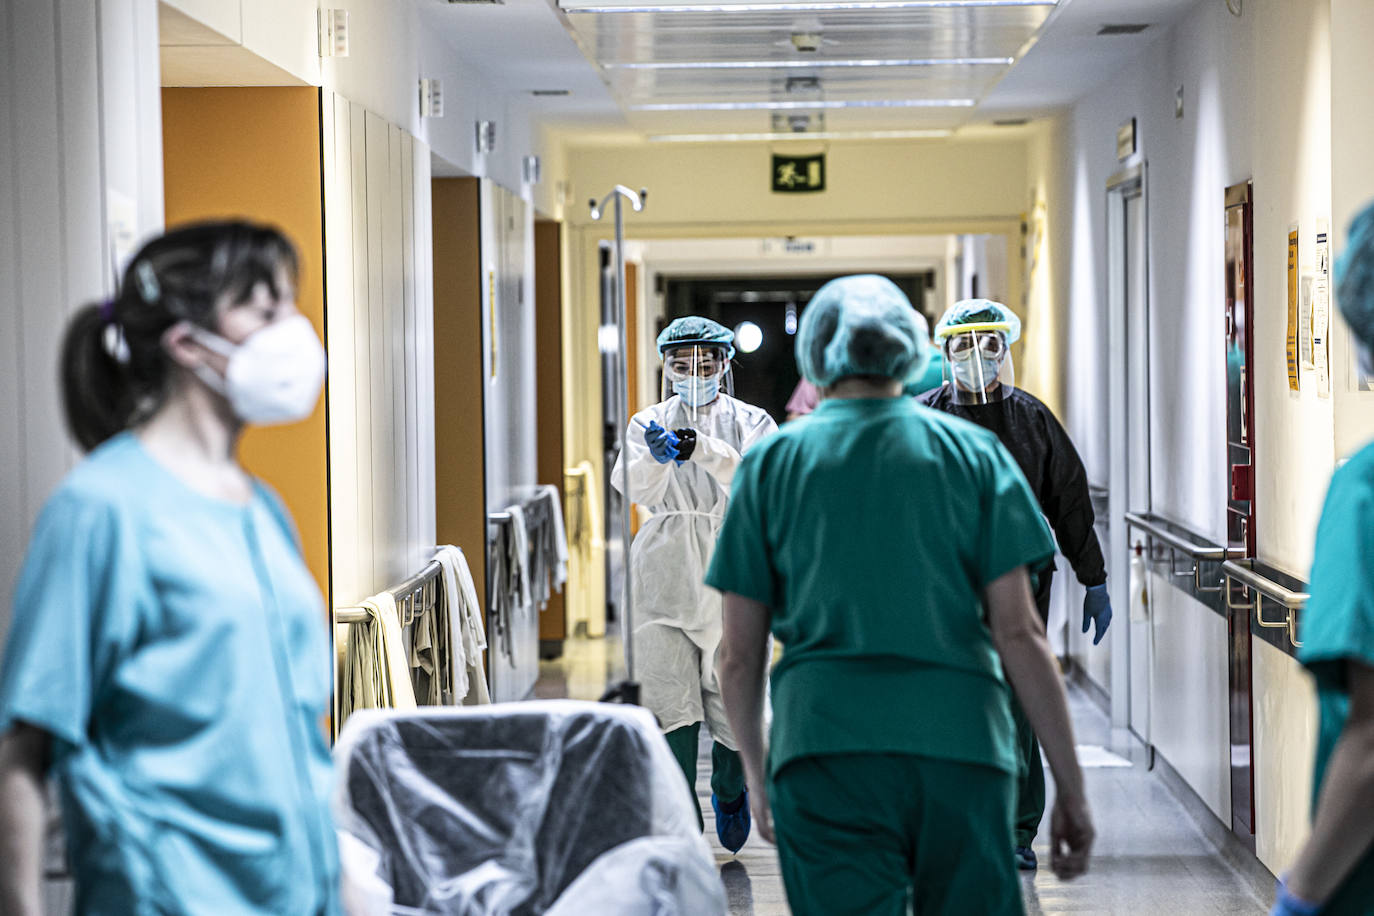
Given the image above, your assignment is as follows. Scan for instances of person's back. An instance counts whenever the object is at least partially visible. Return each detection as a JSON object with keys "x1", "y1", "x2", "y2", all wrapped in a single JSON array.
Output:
[
  {"x1": 744, "y1": 398, "x2": 1048, "y2": 777},
  {"x1": 708, "y1": 275, "x2": 1093, "y2": 916}
]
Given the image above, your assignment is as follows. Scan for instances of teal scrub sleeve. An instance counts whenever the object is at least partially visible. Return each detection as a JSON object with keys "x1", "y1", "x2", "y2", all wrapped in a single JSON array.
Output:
[
  {"x1": 705, "y1": 451, "x2": 778, "y2": 607},
  {"x1": 976, "y1": 442, "x2": 1056, "y2": 590},
  {"x1": 0, "y1": 490, "x2": 141, "y2": 751},
  {"x1": 1300, "y1": 465, "x2": 1374, "y2": 680}
]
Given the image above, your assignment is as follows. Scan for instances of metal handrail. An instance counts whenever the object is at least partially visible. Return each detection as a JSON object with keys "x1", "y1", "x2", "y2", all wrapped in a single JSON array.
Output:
[
  {"x1": 1221, "y1": 560, "x2": 1307, "y2": 648},
  {"x1": 1125, "y1": 512, "x2": 1243, "y2": 593},
  {"x1": 336, "y1": 558, "x2": 444, "y2": 626},
  {"x1": 1220, "y1": 561, "x2": 1309, "y2": 608}
]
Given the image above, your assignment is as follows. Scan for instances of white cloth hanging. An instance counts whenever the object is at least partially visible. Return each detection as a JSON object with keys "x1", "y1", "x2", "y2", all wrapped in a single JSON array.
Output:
[
  {"x1": 537, "y1": 484, "x2": 570, "y2": 593},
  {"x1": 435, "y1": 545, "x2": 490, "y2": 705}
]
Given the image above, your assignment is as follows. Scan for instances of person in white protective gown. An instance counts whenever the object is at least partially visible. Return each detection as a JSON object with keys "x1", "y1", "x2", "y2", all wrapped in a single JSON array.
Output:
[{"x1": 611, "y1": 316, "x2": 777, "y2": 854}]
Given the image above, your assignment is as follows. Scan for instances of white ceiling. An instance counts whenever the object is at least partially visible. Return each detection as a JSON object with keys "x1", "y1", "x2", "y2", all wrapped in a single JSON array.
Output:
[{"x1": 415, "y1": 0, "x2": 1208, "y2": 143}]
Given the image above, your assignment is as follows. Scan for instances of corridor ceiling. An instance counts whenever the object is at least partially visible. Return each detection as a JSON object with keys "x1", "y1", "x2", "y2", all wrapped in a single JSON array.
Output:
[
  {"x1": 556, "y1": 0, "x2": 1058, "y2": 138},
  {"x1": 419, "y1": 0, "x2": 1206, "y2": 143}
]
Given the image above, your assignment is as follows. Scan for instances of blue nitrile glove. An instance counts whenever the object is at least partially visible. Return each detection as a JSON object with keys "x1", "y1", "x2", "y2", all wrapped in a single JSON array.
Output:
[
  {"x1": 1270, "y1": 877, "x2": 1322, "y2": 916},
  {"x1": 1082, "y1": 584, "x2": 1113, "y2": 646},
  {"x1": 643, "y1": 421, "x2": 680, "y2": 464}
]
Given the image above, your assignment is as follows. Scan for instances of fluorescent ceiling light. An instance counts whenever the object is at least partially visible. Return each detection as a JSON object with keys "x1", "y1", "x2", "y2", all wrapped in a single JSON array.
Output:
[
  {"x1": 630, "y1": 98, "x2": 975, "y2": 110},
  {"x1": 649, "y1": 128, "x2": 953, "y2": 141},
  {"x1": 567, "y1": 0, "x2": 1055, "y2": 14},
  {"x1": 609, "y1": 57, "x2": 1014, "y2": 69}
]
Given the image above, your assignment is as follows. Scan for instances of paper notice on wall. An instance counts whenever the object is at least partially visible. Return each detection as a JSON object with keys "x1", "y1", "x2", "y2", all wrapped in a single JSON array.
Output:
[
  {"x1": 1313, "y1": 223, "x2": 1330, "y2": 398},
  {"x1": 1287, "y1": 227, "x2": 1300, "y2": 391},
  {"x1": 1299, "y1": 275, "x2": 1314, "y2": 367}
]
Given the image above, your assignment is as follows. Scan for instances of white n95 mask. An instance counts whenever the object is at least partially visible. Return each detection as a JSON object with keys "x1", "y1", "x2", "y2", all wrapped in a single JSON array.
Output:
[{"x1": 188, "y1": 314, "x2": 327, "y2": 425}]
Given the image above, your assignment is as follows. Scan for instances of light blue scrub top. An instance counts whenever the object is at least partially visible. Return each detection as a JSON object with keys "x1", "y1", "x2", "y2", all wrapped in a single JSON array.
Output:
[{"x1": 0, "y1": 433, "x2": 339, "y2": 915}]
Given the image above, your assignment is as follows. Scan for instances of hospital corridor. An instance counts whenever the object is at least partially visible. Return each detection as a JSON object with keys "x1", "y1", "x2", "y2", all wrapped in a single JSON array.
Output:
[{"x1": 1, "y1": 0, "x2": 1373, "y2": 914}]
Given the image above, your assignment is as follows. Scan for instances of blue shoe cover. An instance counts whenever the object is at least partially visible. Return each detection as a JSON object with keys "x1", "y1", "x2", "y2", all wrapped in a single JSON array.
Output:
[
  {"x1": 712, "y1": 790, "x2": 750, "y2": 854},
  {"x1": 1015, "y1": 845, "x2": 1038, "y2": 871}
]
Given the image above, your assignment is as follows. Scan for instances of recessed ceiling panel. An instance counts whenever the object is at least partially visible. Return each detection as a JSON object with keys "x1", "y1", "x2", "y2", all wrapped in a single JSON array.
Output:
[{"x1": 557, "y1": 0, "x2": 1058, "y2": 136}]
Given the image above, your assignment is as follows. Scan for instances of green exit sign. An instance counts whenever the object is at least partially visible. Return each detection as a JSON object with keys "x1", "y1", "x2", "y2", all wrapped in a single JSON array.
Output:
[{"x1": 772, "y1": 154, "x2": 825, "y2": 193}]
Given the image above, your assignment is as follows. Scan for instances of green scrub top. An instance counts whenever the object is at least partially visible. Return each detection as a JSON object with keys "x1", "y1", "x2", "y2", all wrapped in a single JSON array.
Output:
[
  {"x1": 1299, "y1": 441, "x2": 1374, "y2": 911},
  {"x1": 0, "y1": 433, "x2": 338, "y2": 915},
  {"x1": 705, "y1": 396, "x2": 1054, "y2": 779}
]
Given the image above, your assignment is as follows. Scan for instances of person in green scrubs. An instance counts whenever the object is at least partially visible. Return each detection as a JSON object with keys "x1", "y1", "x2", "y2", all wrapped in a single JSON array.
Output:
[
  {"x1": 1271, "y1": 202, "x2": 1374, "y2": 916},
  {"x1": 0, "y1": 222, "x2": 337, "y2": 915},
  {"x1": 707, "y1": 274, "x2": 1094, "y2": 915}
]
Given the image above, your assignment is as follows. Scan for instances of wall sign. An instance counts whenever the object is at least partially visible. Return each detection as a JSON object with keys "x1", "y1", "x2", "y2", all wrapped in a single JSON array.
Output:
[
  {"x1": 1287, "y1": 227, "x2": 1300, "y2": 391},
  {"x1": 1116, "y1": 118, "x2": 1137, "y2": 162},
  {"x1": 772, "y1": 154, "x2": 825, "y2": 193},
  {"x1": 1313, "y1": 220, "x2": 1330, "y2": 398}
]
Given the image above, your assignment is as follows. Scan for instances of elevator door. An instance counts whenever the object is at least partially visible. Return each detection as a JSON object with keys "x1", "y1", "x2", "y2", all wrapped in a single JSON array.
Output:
[{"x1": 1224, "y1": 181, "x2": 1257, "y2": 844}]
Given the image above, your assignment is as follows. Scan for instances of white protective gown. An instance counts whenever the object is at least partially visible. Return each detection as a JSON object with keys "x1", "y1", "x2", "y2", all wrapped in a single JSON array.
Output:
[{"x1": 611, "y1": 393, "x2": 777, "y2": 742}]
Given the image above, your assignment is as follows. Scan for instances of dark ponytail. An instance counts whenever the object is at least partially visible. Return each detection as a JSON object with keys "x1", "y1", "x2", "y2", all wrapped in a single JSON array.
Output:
[{"x1": 59, "y1": 220, "x2": 300, "y2": 451}]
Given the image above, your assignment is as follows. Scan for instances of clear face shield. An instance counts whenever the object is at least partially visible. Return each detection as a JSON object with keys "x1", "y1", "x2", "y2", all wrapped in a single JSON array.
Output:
[
  {"x1": 941, "y1": 328, "x2": 1015, "y2": 405},
  {"x1": 661, "y1": 344, "x2": 734, "y2": 424}
]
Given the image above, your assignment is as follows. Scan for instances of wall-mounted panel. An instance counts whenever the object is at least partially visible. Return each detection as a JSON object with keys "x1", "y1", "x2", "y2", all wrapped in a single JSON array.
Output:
[
  {"x1": 1149, "y1": 571, "x2": 1231, "y2": 825},
  {"x1": 1251, "y1": 637, "x2": 1318, "y2": 876},
  {"x1": 161, "y1": 86, "x2": 330, "y2": 601},
  {"x1": 322, "y1": 91, "x2": 436, "y2": 607}
]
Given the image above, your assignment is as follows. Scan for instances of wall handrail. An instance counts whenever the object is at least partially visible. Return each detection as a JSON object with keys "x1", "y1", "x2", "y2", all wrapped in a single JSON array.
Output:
[
  {"x1": 1124, "y1": 512, "x2": 1242, "y2": 562},
  {"x1": 336, "y1": 558, "x2": 444, "y2": 626},
  {"x1": 1125, "y1": 512, "x2": 1243, "y2": 594},
  {"x1": 1221, "y1": 559, "x2": 1307, "y2": 649},
  {"x1": 1220, "y1": 560, "x2": 1309, "y2": 609}
]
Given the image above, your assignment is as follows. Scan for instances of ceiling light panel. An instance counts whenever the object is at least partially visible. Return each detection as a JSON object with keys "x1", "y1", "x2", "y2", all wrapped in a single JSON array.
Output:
[
  {"x1": 555, "y1": 0, "x2": 1056, "y2": 137},
  {"x1": 563, "y1": 6, "x2": 1052, "y2": 64},
  {"x1": 607, "y1": 62, "x2": 1008, "y2": 104}
]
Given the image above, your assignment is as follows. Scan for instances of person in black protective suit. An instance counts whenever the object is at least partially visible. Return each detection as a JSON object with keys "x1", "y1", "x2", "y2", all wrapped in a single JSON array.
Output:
[{"x1": 917, "y1": 298, "x2": 1112, "y2": 874}]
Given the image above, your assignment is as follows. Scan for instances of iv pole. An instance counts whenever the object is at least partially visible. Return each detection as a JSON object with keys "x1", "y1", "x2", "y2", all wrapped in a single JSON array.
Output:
[{"x1": 591, "y1": 185, "x2": 646, "y2": 705}]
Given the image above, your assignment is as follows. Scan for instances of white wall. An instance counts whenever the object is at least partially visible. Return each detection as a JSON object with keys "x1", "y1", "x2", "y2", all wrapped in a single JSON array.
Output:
[
  {"x1": 1330, "y1": 0, "x2": 1374, "y2": 459},
  {"x1": 1034, "y1": 0, "x2": 1340, "y2": 876},
  {"x1": 0, "y1": 0, "x2": 164, "y2": 646},
  {"x1": 321, "y1": 91, "x2": 437, "y2": 606}
]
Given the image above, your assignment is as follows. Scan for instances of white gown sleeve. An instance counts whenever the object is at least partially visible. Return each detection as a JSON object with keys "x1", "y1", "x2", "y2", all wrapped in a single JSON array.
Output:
[
  {"x1": 692, "y1": 406, "x2": 779, "y2": 494},
  {"x1": 611, "y1": 407, "x2": 675, "y2": 508}
]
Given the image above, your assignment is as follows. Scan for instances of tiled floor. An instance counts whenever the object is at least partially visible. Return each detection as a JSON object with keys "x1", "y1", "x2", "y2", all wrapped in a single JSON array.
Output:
[{"x1": 535, "y1": 637, "x2": 1275, "y2": 915}]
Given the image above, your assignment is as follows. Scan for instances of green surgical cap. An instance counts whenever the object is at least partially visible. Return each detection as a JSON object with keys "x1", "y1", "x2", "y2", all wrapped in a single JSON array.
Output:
[
  {"x1": 795, "y1": 275, "x2": 930, "y2": 387},
  {"x1": 1336, "y1": 199, "x2": 1374, "y2": 351},
  {"x1": 934, "y1": 298, "x2": 1022, "y2": 345},
  {"x1": 657, "y1": 316, "x2": 736, "y2": 359}
]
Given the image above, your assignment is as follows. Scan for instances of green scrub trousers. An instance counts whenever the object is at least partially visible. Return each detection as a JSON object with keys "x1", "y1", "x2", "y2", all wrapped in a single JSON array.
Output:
[
  {"x1": 769, "y1": 753, "x2": 1022, "y2": 916},
  {"x1": 665, "y1": 723, "x2": 746, "y2": 828}
]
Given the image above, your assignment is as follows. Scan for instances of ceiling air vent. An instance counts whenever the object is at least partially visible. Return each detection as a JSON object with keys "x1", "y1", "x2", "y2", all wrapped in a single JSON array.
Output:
[
  {"x1": 785, "y1": 75, "x2": 822, "y2": 94},
  {"x1": 993, "y1": 118, "x2": 1029, "y2": 127},
  {"x1": 532, "y1": 89, "x2": 572, "y2": 97},
  {"x1": 447, "y1": 0, "x2": 504, "y2": 5},
  {"x1": 1097, "y1": 24, "x2": 1150, "y2": 35}
]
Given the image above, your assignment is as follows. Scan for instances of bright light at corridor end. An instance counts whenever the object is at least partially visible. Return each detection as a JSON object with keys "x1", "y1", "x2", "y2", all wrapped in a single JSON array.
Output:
[
  {"x1": 566, "y1": 0, "x2": 1056, "y2": 13},
  {"x1": 735, "y1": 321, "x2": 764, "y2": 354}
]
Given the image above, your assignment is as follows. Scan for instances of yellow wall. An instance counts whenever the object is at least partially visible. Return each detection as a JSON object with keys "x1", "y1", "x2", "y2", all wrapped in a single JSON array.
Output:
[{"x1": 161, "y1": 87, "x2": 330, "y2": 603}]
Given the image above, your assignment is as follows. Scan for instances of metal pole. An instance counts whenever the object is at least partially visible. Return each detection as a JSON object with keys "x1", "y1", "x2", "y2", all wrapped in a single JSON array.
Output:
[{"x1": 590, "y1": 186, "x2": 645, "y2": 704}]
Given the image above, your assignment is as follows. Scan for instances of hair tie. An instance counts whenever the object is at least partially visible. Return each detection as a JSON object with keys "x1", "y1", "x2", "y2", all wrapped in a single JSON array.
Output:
[{"x1": 134, "y1": 260, "x2": 160, "y2": 303}]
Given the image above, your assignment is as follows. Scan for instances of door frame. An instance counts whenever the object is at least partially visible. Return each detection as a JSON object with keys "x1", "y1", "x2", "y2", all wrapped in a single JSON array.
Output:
[{"x1": 1106, "y1": 160, "x2": 1149, "y2": 730}]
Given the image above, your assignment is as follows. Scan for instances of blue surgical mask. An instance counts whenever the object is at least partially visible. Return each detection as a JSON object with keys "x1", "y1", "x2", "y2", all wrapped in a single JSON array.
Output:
[
  {"x1": 673, "y1": 376, "x2": 719, "y2": 407},
  {"x1": 952, "y1": 356, "x2": 1001, "y2": 392}
]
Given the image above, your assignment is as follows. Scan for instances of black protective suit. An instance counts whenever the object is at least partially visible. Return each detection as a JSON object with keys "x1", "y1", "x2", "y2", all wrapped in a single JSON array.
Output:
[{"x1": 917, "y1": 383, "x2": 1107, "y2": 620}]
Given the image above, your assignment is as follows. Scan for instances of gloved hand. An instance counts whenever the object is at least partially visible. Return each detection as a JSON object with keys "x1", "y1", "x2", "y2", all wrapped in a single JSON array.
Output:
[
  {"x1": 1270, "y1": 877, "x2": 1321, "y2": 916},
  {"x1": 1082, "y1": 584, "x2": 1113, "y2": 646},
  {"x1": 672, "y1": 428, "x2": 698, "y2": 464},
  {"x1": 643, "y1": 421, "x2": 679, "y2": 464}
]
